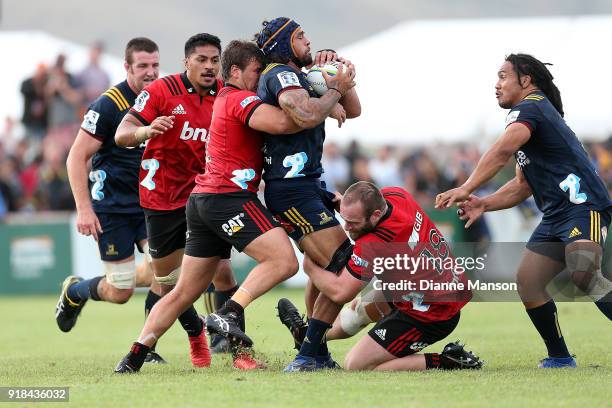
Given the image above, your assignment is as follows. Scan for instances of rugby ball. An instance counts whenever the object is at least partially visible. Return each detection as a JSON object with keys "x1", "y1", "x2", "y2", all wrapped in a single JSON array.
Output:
[{"x1": 306, "y1": 61, "x2": 344, "y2": 96}]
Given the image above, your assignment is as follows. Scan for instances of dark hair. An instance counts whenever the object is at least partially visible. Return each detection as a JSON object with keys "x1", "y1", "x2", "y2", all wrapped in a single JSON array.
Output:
[
  {"x1": 221, "y1": 40, "x2": 265, "y2": 81},
  {"x1": 253, "y1": 18, "x2": 291, "y2": 64},
  {"x1": 184, "y1": 33, "x2": 222, "y2": 58},
  {"x1": 505, "y1": 53, "x2": 564, "y2": 117},
  {"x1": 343, "y1": 181, "x2": 387, "y2": 218},
  {"x1": 125, "y1": 37, "x2": 159, "y2": 65}
]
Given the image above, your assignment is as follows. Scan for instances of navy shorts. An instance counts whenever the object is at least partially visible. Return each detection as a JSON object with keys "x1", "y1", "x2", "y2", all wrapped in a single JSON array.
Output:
[
  {"x1": 527, "y1": 208, "x2": 610, "y2": 262},
  {"x1": 96, "y1": 212, "x2": 147, "y2": 262},
  {"x1": 264, "y1": 177, "x2": 340, "y2": 242}
]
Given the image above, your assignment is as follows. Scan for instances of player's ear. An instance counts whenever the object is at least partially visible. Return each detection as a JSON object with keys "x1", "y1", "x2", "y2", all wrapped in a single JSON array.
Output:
[
  {"x1": 183, "y1": 58, "x2": 189, "y2": 70},
  {"x1": 520, "y1": 74, "x2": 532, "y2": 88},
  {"x1": 124, "y1": 61, "x2": 130, "y2": 73}
]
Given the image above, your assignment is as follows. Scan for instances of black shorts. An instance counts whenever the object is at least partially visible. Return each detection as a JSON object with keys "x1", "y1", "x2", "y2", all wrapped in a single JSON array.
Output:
[
  {"x1": 264, "y1": 178, "x2": 340, "y2": 242},
  {"x1": 96, "y1": 212, "x2": 147, "y2": 262},
  {"x1": 368, "y1": 309, "x2": 460, "y2": 358},
  {"x1": 144, "y1": 207, "x2": 187, "y2": 259},
  {"x1": 185, "y1": 191, "x2": 281, "y2": 258}
]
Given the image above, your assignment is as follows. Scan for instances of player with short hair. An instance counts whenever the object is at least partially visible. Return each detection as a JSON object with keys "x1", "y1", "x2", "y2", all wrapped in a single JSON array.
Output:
[
  {"x1": 435, "y1": 53, "x2": 612, "y2": 368},
  {"x1": 114, "y1": 33, "x2": 231, "y2": 370},
  {"x1": 57, "y1": 37, "x2": 166, "y2": 363},
  {"x1": 253, "y1": 16, "x2": 361, "y2": 371},
  {"x1": 301, "y1": 181, "x2": 483, "y2": 371},
  {"x1": 113, "y1": 39, "x2": 353, "y2": 372}
]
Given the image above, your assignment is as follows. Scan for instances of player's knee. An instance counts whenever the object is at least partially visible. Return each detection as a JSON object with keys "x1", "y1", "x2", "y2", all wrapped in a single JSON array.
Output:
[
  {"x1": 104, "y1": 260, "x2": 136, "y2": 292},
  {"x1": 339, "y1": 297, "x2": 373, "y2": 336},
  {"x1": 281, "y1": 256, "x2": 299, "y2": 279},
  {"x1": 566, "y1": 249, "x2": 599, "y2": 292},
  {"x1": 344, "y1": 353, "x2": 363, "y2": 371}
]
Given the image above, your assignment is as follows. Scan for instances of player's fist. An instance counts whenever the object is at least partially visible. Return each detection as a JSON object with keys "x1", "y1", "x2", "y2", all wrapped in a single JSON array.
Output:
[
  {"x1": 329, "y1": 103, "x2": 346, "y2": 128},
  {"x1": 456, "y1": 194, "x2": 486, "y2": 229},
  {"x1": 76, "y1": 207, "x2": 103, "y2": 241},
  {"x1": 149, "y1": 115, "x2": 175, "y2": 138}
]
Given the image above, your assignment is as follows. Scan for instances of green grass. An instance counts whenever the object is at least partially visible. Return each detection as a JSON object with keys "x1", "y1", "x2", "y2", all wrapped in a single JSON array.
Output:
[{"x1": 0, "y1": 289, "x2": 610, "y2": 407}]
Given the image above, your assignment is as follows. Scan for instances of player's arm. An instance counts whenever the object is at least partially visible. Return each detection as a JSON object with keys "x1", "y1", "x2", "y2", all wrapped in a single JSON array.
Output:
[
  {"x1": 278, "y1": 63, "x2": 356, "y2": 129},
  {"x1": 435, "y1": 122, "x2": 531, "y2": 208},
  {"x1": 303, "y1": 256, "x2": 365, "y2": 305},
  {"x1": 66, "y1": 130, "x2": 103, "y2": 240},
  {"x1": 115, "y1": 113, "x2": 175, "y2": 148},
  {"x1": 458, "y1": 164, "x2": 532, "y2": 228},
  {"x1": 248, "y1": 104, "x2": 302, "y2": 135}
]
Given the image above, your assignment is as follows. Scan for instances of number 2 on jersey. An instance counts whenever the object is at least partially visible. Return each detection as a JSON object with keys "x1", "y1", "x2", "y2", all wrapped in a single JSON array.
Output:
[
  {"x1": 283, "y1": 152, "x2": 308, "y2": 178},
  {"x1": 559, "y1": 173, "x2": 587, "y2": 204},
  {"x1": 141, "y1": 159, "x2": 160, "y2": 191},
  {"x1": 89, "y1": 170, "x2": 107, "y2": 201}
]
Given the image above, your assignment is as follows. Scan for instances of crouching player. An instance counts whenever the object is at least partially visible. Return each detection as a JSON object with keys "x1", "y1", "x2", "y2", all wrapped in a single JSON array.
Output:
[
  {"x1": 114, "y1": 40, "x2": 324, "y2": 372},
  {"x1": 302, "y1": 182, "x2": 484, "y2": 371}
]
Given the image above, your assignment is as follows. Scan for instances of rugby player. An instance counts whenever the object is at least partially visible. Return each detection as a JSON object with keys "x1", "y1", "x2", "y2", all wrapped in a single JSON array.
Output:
[
  {"x1": 301, "y1": 181, "x2": 483, "y2": 371},
  {"x1": 114, "y1": 33, "x2": 231, "y2": 369},
  {"x1": 253, "y1": 17, "x2": 361, "y2": 371},
  {"x1": 113, "y1": 39, "x2": 356, "y2": 372},
  {"x1": 57, "y1": 37, "x2": 166, "y2": 363},
  {"x1": 436, "y1": 54, "x2": 612, "y2": 368}
]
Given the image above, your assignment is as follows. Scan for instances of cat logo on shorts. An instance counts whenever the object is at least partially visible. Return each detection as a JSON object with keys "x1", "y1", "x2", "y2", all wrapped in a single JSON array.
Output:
[
  {"x1": 318, "y1": 212, "x2": 333, "y2": 225},
  {"x1": 222, "y1": 214, "x2": 245, "y2": 237},
  {"x1": 106, "y1": 244, "x2": 118, "y2": 256}
]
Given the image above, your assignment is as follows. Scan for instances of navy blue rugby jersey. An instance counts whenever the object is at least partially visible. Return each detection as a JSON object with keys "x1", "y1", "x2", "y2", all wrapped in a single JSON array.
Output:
[
  {"x1": 257, "y1": 63, "x2": 325, "y2": 181},
  {"x1": 506, "y1": 91, "x2": 612, "y2": 219},
  {"x1": 81, "y1": 80, "x2": 143, "y2": 214}
]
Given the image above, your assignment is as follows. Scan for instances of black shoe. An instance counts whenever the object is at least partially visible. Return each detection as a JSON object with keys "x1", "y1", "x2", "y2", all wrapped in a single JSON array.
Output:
[
  {"x1": 114, "y1": 356, "x2": 140, "y2": 373},
  {"x1": 440, "y1": 341, "x2": 484, "y2": 370},
  {"x1": 144, "y1": 351, "x2": 167, "y2": 364},
  {"x1": 277, "y1": 298, "x2": 307, "y2": 350},
  {"x1": 55, "y1": 276, "x2": 87, "y2": 333},
  {"x1": 205, "y1": 312, "x2": 253, "y2": 348},
  {"x1": 210, "y1": 335, "x2": 231, "y2": 354}
]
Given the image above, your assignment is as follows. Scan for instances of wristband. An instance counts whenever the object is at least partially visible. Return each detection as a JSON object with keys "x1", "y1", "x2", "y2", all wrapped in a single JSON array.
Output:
[
  {"x1": 328, "y1": 87, "x2": 343, "y2": 97},
  {"x1": 134, "y1": 126, "x2": 150, "y2": 143}
]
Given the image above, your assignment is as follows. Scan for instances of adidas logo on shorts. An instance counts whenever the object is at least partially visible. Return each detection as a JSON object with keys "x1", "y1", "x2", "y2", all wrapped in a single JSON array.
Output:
[
  {"x1": 172, "y1": 104, "x2": 187, "y2": 115},
  {"x1": 374, "y1": 329, "x2": 386, "y2": 341}
]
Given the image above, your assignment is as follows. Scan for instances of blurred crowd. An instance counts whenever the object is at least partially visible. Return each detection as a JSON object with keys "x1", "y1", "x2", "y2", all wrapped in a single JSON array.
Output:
[
  {"x1": 0, "y1": 42, "x2": 110, "y2": 217},
  {"x1": 2, "y1": 44, "x2": 612, "y2": 224}
]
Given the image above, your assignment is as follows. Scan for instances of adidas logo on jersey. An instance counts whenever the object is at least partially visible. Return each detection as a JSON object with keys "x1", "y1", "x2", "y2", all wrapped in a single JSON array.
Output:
[
  {"x1": 568, "y1": 227, "x2": 582, "y2": 238},
  {"x1": 172, "y1": 104, "x2": 187, "y2": 115},
  {"x1": 374, "y1": 329, "x2": 386, "y2": 341}
]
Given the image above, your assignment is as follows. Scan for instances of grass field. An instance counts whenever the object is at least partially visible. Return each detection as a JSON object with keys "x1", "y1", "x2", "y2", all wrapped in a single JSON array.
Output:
[{"x1": 1, "y1": 288, "x2": 610, "y2": 407}]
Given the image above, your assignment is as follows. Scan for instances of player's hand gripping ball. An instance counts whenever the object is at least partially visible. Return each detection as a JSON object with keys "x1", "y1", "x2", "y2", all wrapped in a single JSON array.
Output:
[{"x1": 306, "y1": 61, "x2": 345, "y2": 96}]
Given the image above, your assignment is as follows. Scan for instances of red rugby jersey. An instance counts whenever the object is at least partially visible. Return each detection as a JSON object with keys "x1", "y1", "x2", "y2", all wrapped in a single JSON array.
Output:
[
  {"x1": 346, "y1": 187, "x2": 471, "y2": 323},
  {"x1": 130, "y1": 73, "x2": 222, "y2": 210},
  {"x1": 193, "y1": 85, "x2": 264, "y2": 194}
]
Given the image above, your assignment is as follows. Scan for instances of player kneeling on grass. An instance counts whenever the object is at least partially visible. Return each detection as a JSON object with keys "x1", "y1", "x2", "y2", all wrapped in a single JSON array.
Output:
[
  {"x1": 298, "y1": 181, "x2": 483, "y2": 371},
  {"x1": 114, "y1": 40, "x2": 324, "y2": 372}
]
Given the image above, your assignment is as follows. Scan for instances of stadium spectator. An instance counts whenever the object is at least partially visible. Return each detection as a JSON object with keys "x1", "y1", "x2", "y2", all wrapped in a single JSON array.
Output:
[
  {"x1": 368, "y1": 145, "x2": 402, "y2": 187},
  {"x1": 46, "y1": 54, "x2": 82, "y2": 130},
  {"x1": 20, "y1": 63, "x2": 49, "y2": 141},
  {"x1": 77, "y1": 41, "x2": 111, "y2": 106}
]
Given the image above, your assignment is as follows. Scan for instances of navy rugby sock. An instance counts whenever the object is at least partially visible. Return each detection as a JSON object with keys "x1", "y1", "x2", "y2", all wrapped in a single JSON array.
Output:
[
  {"x1": 594, "y1": 290, "x2": 612, "y2": 320},
  {"x1": 299, "y1": 319, "x2": 332, "y2": 358},
  {"x1": 67, "y1": 276, "x2": 103, "y2": 303},
  {"x1": 526, "y1": 300, "x2": 571, "y2": 358}
]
